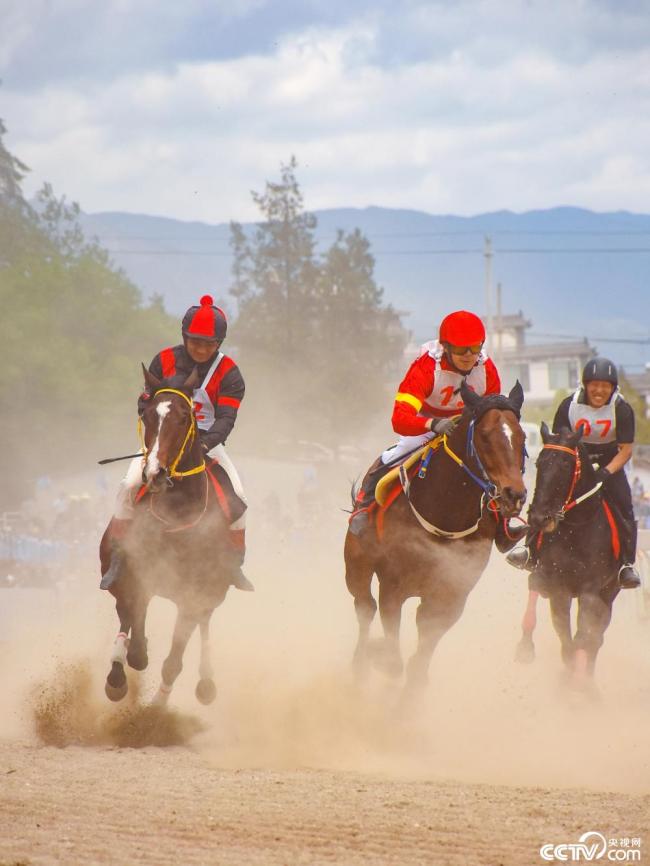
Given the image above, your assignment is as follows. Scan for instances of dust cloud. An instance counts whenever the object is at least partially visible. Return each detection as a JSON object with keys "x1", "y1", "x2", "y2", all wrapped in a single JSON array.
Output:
[{"x1": 1, "y1": 433, "x2": 649, "y2": 799}]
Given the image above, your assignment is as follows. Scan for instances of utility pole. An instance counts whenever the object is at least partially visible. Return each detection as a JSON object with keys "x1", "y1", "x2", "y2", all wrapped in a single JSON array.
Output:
[
  {"x1": 484, "y1": 236, "x2": 493, "y2": 356},
  {"x1": 496, "y1": 281, "x2": 503, "y2": 371}
]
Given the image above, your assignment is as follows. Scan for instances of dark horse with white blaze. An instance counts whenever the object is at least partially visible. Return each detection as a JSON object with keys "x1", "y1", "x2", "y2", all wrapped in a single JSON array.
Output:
[
  {"x1": 344, "y1": 382, "x2": 527, "y2": 689},
  {"x1": 100, "y1": 366, "x2": 240, "y2": 704},
  {"x1": 515, "y1": 423, "x2": 621, "y2": 684}
]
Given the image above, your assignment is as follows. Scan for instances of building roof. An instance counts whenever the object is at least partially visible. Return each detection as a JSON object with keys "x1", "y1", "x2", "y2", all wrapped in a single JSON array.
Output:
[{"x1": 496, "y1": 340, "x2": 595, "y2": 362}]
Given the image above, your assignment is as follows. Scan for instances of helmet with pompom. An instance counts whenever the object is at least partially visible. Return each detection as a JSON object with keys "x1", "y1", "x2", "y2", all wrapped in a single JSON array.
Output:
[
  {"x1": 181, "y1": 294, "x2": 227, "y2": 342},
  {"x1": 439, "y1": 310, "x2": 485, "y2": 346}
]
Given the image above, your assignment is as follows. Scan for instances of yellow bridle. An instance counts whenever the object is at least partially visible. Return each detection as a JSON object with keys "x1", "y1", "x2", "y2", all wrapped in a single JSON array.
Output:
[{"x1": 138, "y1": 388, "x2": 206, "y2": 479}]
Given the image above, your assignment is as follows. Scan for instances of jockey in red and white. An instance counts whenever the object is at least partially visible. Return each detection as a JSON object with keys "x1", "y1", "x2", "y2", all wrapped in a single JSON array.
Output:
[
  {"x1": 349, "y1": 309, "x2": 501, "y2": 534},
  {"x1": 101, "y1": 294, "x2": 253, "y2": 592}
]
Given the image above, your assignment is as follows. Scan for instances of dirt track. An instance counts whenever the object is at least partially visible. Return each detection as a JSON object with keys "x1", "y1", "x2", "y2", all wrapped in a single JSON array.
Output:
[
  {"x1": 2, "y1": 462, "x2": 650, "y2": 865},
  {"x1": 2, "y1": 741, "x2": 649, "y2": 866}
]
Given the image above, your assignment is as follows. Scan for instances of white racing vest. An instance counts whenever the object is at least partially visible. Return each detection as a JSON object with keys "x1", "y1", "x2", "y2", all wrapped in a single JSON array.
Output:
[
  {"x1": 192, "y1": 352, "x2": 224, "y2": 431},
  {"x1": 567, "y1": 387, "x2": 619, "y2": 445},
  {"x1": 419, "y1": 340, "x2": 488, "y2": 416}
]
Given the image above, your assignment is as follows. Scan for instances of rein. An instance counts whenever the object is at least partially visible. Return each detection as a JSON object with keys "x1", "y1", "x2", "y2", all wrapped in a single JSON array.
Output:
[
  {"x1": 138, "y1": 388, "x2": 206, "y2": 479},
  {"x1": 399, "y1": 419, "x2": 501, "y2": 539},
  {"x1": 541, "y1": 442, "x2": 603, "y2": 517}
]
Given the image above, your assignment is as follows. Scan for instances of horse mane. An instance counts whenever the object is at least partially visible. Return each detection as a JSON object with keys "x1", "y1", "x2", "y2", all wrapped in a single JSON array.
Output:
[{"x1": 462, "y1": 392, "x2": 522, "y2": 423}]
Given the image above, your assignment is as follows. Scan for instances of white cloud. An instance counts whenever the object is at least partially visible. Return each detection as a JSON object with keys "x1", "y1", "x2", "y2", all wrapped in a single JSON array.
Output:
[{"x1": 2, "y1": 1, "x2": 649, "y2": 221}]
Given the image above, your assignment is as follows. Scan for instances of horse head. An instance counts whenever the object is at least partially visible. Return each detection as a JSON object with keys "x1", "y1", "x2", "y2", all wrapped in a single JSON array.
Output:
[
  {"x1": 527, "y1": 422, "x2": 586, "y2": 534},
  {"x1": 140, "y1": 364, "x2": 201, "y2": 492},
  {"x1": 458, "y1": 380, "x2": 527, "y2": 517}
]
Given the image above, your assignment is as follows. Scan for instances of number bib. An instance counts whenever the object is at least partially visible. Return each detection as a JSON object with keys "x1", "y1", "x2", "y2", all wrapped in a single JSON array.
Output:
[
  {"x1": 193, "y1": 352, "x2": 224, "y2": 431},
  {"x1": 567, "y1": 388, "x2": 618, "y2": 444},
  {"x1": 423, "y1": 363, "x2": 487, "y2": 416}
]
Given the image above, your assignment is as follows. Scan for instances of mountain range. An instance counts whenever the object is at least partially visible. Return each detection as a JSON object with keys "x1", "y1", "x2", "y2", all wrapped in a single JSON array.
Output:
[{"x1": 80, "y1": 206, "x2": 650, "y2": 370}]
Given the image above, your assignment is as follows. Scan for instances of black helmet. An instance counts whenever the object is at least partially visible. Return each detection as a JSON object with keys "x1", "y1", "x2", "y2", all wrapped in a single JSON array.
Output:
[
  {"x1": 181, "y1": 294, "x2": 227, "y2": 342},
  {"x1": 582, "y1": 357, "x2": 618, "y2": 387}
]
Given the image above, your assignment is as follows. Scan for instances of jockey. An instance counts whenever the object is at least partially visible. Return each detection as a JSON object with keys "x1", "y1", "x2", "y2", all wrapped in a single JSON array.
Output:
[
  {"x1": 101, "y1": 294, "x2": 253, "y2": 592},
  {"x1": 507, "y1": 357, "x2": 641, "y2": 589},
  {"x1": 349, "y1": 309, "x2": 501, "y2": 535}
]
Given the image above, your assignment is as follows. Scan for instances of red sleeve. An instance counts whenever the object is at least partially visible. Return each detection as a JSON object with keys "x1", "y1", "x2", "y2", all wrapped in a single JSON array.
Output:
[
  {"x1": 485, "y1": 358, "x2": 501, "y2": 395},
  {"x1": 391, "y1": 355, "x2": 435, "y2": 437}
]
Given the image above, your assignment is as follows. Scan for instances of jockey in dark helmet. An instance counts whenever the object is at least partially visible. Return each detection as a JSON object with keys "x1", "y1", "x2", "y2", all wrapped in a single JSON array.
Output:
[
  {"x1": 349, "y1": 309, "x2": 502, "y2": 535},
  {"x1": 102, "y1": 294, "x2": 253, "y2": 592},
  {"x1": 507, "y1": 357, "x2": 641, "y2": 589}
]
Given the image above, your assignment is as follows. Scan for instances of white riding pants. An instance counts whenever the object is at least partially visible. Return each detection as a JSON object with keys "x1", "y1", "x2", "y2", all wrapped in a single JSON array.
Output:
[
  {"x1": 381, "y1": 431, "x2": 436, "y2": 465},
  {"x1": 114, "y1": 443, "x2": 247, "y2": 530}
]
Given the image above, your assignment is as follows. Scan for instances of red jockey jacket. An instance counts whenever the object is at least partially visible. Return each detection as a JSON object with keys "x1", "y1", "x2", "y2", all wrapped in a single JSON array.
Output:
[{"x1": 391, "y1": 340, "x2": 501, "y2": 437}]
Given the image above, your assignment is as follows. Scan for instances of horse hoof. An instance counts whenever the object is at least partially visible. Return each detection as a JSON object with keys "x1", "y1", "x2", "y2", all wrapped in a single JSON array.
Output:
[
  {"x1": 514, "y1": 639, "x2": 535, "y2": 664},
  {"x1": 127, "y1": 646, "x2": 149, "y2": 671},
  {"x1": 369, "y1": 641, "x2": 404, "y2": 679},
  {"x1": 195, "y1": 678, "x2": 217, "y2": 705},
  {"x1": 105, "y1": 663, "x2": 128, "y2": 702}
]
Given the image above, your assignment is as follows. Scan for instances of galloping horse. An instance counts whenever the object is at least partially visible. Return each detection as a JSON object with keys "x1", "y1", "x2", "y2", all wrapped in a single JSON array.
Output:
[
  {"x1": 100, "y1": 366, "x2": 242, "y2": 704},
  {"x1": 344, "y1": 382, "x2": 527, "y2": 689},
  {"x1": 515, "y1": 423, "x2": 621, "y2": 685}
]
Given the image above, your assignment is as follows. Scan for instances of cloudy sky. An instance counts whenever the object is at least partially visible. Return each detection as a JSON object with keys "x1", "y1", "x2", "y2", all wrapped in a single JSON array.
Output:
[{"x1": 2, "y1": 0, "x2": 649, "y2": 223}]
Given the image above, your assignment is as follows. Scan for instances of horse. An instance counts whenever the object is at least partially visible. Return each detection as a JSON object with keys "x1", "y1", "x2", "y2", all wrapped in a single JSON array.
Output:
[
  {"x1": 514, "y1": 422, "x2": 621, "y2": 687},
  {"x1": 344, "y1": 381, "x2": 527, "y2": 690},
  {"x1": 100, "y1": 365, "x2": 242, "y2": 705}
]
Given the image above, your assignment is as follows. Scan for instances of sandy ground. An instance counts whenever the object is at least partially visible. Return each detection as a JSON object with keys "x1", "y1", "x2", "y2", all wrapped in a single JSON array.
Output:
[{"x1": 1, "y1": 454, "x2": 650, "y2": 866}]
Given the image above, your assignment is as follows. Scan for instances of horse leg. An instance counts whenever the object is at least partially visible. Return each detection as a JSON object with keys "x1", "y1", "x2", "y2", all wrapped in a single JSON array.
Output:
[
  {"x1": 152, "y1": 610, "x2": 197, "y2": 705},
  {"x1": 515, "y1": 589, "x2": 539, "y2": 664},
  {"x1": 405, "y1": 592, "x2": 468, "y2": 690},
  {"x1": 573, "y1": 588, "x2": 614, "y2": 686},
  {"x1": 105, "y1": 597, "x2": 131, "y2": 702},
  {"x1": 548, "y1": 588, "x2": 574, "y2": 669},
  {"x1": 195, "y1": 613, "x2": 217, "y2": 705},
  {"x1": 126, "y1": 592, "x2": 150, "y2": 671},
  {"x1": 371, "y1": 579, "x2": 404, "y2": 678},
  {"x1": 344, "y1": 531, "x2": 377, "y2": 680}
]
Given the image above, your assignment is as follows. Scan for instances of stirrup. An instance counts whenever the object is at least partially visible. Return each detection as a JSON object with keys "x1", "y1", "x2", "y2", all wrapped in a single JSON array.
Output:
[
  {"x1": 618, "y1": 564, "x2": 641, "y2": 590},
  {"x1": 229, "y1": 566, "x2": 255, "y2": 592},
  {"x1": 505, "y1": 545, "x2": 531, "y2": 571}
]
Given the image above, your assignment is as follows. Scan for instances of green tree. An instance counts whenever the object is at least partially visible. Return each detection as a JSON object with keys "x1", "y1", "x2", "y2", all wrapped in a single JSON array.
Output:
[{"x1": 229, "y1": 159, "x2": 409, "y2": 447}]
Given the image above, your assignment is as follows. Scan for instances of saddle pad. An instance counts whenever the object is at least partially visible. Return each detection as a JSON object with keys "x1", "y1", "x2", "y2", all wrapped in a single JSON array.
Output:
[{"x1": 375, "y1": 438, "x2": 440, "y2": 506}]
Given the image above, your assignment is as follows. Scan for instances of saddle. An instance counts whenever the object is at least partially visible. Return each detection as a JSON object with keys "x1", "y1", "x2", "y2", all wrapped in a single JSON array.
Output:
[{"x1": 375, "y1": 442, "x2": 434, "y2": 506}]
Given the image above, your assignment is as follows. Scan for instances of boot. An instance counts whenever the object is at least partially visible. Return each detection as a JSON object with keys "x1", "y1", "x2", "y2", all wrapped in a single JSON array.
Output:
[
  {"x1": 618, "y1": 517, "x2": 641, "y2": 589},
  {"x1": 349, "y1": 455, "x2": 390, "y2": 536},
  {"x1": 506, "y1": 544, "x2": 535, "y2": 571},
  {"x1": 99, "y1": 518, "x2": 131, "y2": 590},
  {"x1": 226, "y1": 529, "x2": 254, "y2": 592},
  {"x1": 100, "y1": 540, "x2": 126, "y2": 590}
]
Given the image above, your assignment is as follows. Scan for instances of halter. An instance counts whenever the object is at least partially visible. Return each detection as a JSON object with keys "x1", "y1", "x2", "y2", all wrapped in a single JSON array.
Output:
[
  {"x1": 540, "y1": 442, "x2": 602, "y2": 515},
  {"x1": 138, "y1": 388, "x2": 206, "y2": 479}
]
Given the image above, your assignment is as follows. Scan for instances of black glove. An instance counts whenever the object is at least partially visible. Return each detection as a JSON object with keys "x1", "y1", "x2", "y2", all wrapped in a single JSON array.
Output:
[{"x1": 595, "y1": 467, "x2": 611, "y2": 483}]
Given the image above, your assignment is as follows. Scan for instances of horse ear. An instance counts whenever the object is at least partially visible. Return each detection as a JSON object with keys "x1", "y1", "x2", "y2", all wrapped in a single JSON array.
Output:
[
  {"x1": 507, "y1": 380, "x2": 524, "y2": 413},
  {"x1": 183, "y1": 366, "x2": 200, "y2": 391},
  {"x1": 142, "y1": 363, "x2": 161, "y2": 391},
  {"x1": 568, "y1": 425, "x2": 584, "y2": 447},
  {"x1": 460, "y1": 379, "x2": 481, "y2": 409},
  {"x1": 540, "y1": 421, "x2": 552, "y2": 444}
]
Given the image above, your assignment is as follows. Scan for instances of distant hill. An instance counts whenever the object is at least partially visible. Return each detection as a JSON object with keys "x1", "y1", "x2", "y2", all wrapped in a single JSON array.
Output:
[{"x1": 80, "y1": 206, "x2": 650, "y2": 369}]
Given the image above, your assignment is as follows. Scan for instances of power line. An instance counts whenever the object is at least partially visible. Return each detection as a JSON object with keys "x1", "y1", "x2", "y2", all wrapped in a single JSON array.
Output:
[
  {"x1": 529, "y1": 331, "x2": 650, "y2": 345},
  {"x1": 104, "y1": 246, "x2": 650, "y2": 257}
]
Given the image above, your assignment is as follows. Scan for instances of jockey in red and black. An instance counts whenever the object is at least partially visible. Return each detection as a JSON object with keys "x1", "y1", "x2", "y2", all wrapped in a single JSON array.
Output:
[
  {"x1": 147, "y1": 342, "x2": 244, "y2": 453},
  {"x1": 349, "y1": 310, "x2": 501, "y2": 535},
  {"x1": 101, "y1": 294, "x2": 253, "y2": 593}
]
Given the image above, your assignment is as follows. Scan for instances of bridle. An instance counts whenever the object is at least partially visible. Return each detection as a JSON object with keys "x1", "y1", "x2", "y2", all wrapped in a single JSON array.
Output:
[
  {"x1": 399, "y1": 409, "x2": 523, "y2": 538},
  {"x1": 539, "y1": 442, "x2": 603, "y2": 519},
  {"x1": 138, "y1": 388, "x2": 206, "y2": 481}
]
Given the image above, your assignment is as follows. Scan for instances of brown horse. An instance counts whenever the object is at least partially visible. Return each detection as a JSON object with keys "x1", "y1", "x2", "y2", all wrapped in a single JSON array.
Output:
[
  {"x1": 100, "y1": 366, "x2": 241, "y2": 705},
  {"x1": 344, "y1": 381, "x2": 527, "y2": 690}
]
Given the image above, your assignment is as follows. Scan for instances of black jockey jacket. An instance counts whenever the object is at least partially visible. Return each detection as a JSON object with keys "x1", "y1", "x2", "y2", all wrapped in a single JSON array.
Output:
[{"x1": 148, "y1": 343, "x2": 245, "y2": 451}]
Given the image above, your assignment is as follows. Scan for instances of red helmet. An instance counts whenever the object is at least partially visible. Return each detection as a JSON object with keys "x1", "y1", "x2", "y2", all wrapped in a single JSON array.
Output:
[
  {"x1": 439, "y1": 310, "x2": 485, "y2": 346},
  {"x1": 181, "y1": 294, "x2": 227, "y2": 342}
]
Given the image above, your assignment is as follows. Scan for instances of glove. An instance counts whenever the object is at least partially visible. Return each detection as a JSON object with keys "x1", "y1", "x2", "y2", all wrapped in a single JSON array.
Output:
[
  {"x1": 595, "y1": 467, "x2": 611, "y2": 483},
  {"x1": 431, "y1": 417, "x2": 458, "y2": 436}
]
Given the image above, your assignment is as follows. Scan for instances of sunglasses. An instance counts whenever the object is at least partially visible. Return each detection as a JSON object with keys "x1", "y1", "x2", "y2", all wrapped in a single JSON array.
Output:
[{"x1": 448, "y1": 343, "x2": 483, "y2": 356}]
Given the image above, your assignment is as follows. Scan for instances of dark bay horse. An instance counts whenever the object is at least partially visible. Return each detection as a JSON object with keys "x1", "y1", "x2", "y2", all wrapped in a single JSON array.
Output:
[
  {"x1": 515, "y1": 423, "x2": 621, "y2": 686},
  {"x1": 100, "y1": 366, "x2": 241, "y2": 705},
  {"x1": 344, "y1": 382, "x2": 527, "y2": 689}
]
